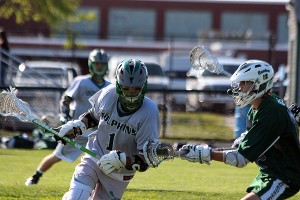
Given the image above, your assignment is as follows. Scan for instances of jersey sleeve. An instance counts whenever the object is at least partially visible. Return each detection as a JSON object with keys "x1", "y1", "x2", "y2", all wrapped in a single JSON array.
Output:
[
  {"x1": 135, "y1": 102, "x2": 161, "y2": 151},
  {"x1": 89, "y1": 85, "x2": 115, "y2": 120},
  {"x1": 64, "y1": 77, "x2": 82, "y2": 100}
]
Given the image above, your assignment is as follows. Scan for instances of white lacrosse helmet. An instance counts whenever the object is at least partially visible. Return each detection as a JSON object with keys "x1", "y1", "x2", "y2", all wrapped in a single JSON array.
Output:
[{"x1": 229, "y1": 60, "x2": 274, "y2": 108}]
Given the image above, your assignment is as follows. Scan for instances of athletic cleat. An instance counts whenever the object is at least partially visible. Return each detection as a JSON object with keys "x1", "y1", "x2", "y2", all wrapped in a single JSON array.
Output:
[{"x1": 25, "y1": 175, "x2": 40, "y2": 186}]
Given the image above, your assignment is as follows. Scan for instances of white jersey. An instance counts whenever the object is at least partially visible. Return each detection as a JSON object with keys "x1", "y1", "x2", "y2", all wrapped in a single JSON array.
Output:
[
  {"x1": 64, "y1": 75, "x2": 111, "y2": 118},
  {"x1": 85, "y1": 84, "x2": 161, "y2": 177},
  {"x1": 54, "y1": 75, "x2": 110, "y2": 162}
]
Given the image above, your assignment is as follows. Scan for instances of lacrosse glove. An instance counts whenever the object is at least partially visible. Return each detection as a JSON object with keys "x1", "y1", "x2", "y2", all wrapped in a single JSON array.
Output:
[
  {"x1": 55, "y1": 120, "x2": 87, "y2": 144},
  {"x1": 289, "y1": 104, "x2": 300, "y2": 125},
  {"x1": 59, "y1": 113, "x2": 72, "y2": 124},
  {"x1": 231, "y1": 131, "x2": 248, "y2": 148},
  {"x1": 180, "y1": 144, "x2": 211, "y2": 165},
  {"x1": 97, "y1": 150, "x2": 126, "y2": 175}
]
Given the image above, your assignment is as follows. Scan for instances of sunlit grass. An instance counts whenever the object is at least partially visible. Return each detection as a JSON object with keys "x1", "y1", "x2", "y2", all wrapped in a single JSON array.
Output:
[{"x1": 1, "y1": 149, "x2": 299, "y2": 200}]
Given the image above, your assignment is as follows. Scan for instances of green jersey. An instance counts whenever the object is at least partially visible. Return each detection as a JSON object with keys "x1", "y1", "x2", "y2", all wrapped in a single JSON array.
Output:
[{"x1": 238, "y1": 95, "x2": 300, "y2": 188}]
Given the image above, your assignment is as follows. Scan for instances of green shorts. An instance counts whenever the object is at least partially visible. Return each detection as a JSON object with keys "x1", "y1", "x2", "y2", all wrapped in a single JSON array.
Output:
[{"x1": 247, "y1": 173, "x2": 299, "y2": 200}]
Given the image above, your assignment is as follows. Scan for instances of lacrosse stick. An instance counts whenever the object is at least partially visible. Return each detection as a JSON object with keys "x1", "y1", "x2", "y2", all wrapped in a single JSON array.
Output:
[
  {"x1": 190, "y1": 45, "x2": 232, "y2": 77},
  {"x1": 0, "y1": 87, "x2": 98, "y2": 159},
  {"x1": 212, "y1": 147, "x2": 236, "y2": 151},
  {"x1": 143, "y1": 140, "x2": 238, "y2": 168},
  {"x1": 143, "y1": 139, "x2": 189, "y2": 168}
]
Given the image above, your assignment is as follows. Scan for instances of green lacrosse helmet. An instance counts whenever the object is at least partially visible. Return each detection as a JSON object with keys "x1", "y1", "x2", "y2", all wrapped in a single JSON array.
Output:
[
  {"x1": 88, "y1": 49, "x2": 109, "y2": 78},
  {"x1": 115, "y1": 59, "x2": 148, "y2": 111}
]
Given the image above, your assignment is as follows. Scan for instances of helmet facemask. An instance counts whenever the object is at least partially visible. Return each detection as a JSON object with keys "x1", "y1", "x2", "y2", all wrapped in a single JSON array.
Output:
[
  {"x1": 116, "y1": 82, "x2": 147, "y2": 111},
  {"x1": 89, "y1": 62, "x2": 108, "y2": 78},
  {"x1": 231, "y1": 80, "x2": 257, "y2": 108},
  {"x1": 115, "y1": 59, "x2": 148, "y2": 111}
]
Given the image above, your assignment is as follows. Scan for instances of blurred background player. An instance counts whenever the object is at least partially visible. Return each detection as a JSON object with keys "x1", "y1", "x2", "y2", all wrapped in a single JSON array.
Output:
[
  {"x1": 181, "y1": 60, "x2": 300, "y2": 200},
  {"x1": 25, "y1": 49, "x2": 111, "y2": 186},
  {"x1": 58, "y1": 59, "x2": 161, "y2": 199},
  {"x1": 233, "y1": 104, "x2": 251, "y2": 139}
]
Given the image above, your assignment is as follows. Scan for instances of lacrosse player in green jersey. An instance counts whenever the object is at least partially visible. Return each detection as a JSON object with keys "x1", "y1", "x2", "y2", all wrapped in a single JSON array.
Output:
[
  {"x1": 181, "y1": 60, "x2": 300, "y2": 200},
  {"x1": 25, "y1": 49, "x2": 111, "y2": 186}
]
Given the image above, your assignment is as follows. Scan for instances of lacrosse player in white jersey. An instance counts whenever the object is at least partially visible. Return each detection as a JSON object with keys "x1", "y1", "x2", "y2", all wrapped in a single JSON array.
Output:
[
  {"x1": 25, "y1": 49, "x2": 111, "y2": 186},
  {"x1": 58, "y1": 59, "x2": 161, "y2": 200}
]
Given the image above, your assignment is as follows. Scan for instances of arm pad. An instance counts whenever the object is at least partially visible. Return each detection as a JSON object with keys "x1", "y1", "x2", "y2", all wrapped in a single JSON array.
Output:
[
  {"x1": 79, "y1": 110, "x2": 99, "y2": 129},
  {"x1": 130, "y1": 155, "x2": 149, "y2": 172},
  {"x1": 223, "y1": 150, "x2": 249, "y2": 168}
]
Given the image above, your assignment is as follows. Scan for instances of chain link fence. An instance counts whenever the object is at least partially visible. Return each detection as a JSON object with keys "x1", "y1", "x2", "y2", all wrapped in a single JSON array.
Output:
[{"x1": 0, "y1": 87, "x2": 235, "y2": 141}]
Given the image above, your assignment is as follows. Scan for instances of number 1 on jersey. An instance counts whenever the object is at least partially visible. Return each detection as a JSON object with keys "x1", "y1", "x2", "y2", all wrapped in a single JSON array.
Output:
[{"x1": 106, "y1": 133, "x2": 115, "y2": 151}]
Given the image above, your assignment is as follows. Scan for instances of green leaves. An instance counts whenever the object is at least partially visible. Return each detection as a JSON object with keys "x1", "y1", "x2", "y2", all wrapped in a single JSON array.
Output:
[{"x1": 0, "y1": 0, "x2": 82, "y2": 25}]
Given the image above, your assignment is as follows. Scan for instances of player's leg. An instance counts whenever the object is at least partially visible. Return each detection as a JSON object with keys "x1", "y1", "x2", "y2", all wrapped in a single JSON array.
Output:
[
  {"x1": 240, "y1": 192, "x2": 261, "y2": 200},
  {"x1": 243, "y1": 175, "x2": 293, "y2": 200},
  {"x1": 25, "y1": 152, "x2": 61, "y2": 186},
  {"x1": 63, "y1": 158, "x2": 98, "y2": 200}
]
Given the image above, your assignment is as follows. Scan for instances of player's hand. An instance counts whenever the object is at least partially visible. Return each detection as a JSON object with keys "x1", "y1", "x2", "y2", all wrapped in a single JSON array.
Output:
[
  {"x1": 289, "y1": 104, "x2": 300, "y2": 124},
  {"x1": 57, "y1": 120, "x2": 86, "y2": 140},
  {"x1": 231, "y1": 131, "x2": 248, "y2": 148},
  {"x1": 180, "y1": 144, "x2": 211, "y2": 165},
  {"x1": 59, "y1": 114, "x2": 72, "y2": 124},
  {"x1": 97, "y1": 150, "x2": 126, "y2": 175}
]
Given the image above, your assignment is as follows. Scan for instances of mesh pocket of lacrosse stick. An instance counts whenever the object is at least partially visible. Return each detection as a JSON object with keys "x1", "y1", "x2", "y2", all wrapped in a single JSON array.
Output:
[
  {"x1": 190, "y1": 46, "x2": 223, "y2": 74},
  {"x1": 143, "y1": 140, "x2": 174, "y2": 168},
  {"x1": 0, "y1": 87, "x2": 33, "y2": 122}
]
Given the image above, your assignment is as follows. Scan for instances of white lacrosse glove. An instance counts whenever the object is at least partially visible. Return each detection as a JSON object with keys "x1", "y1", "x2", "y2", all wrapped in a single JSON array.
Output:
[
  {"x1": 58, "y1": 120, "x2": 87, "y2": 139},
  {"x1": 180, "y1": 144, "x2": 211, "y2": 165},
  {"x1": 97, "y1": 150, "x2": 127, "y2": 175},
  {"x1": 289, "y1": 104, "x2": 300, "y2": 124},
  {"x1": 231, "y1": 131, "x2": 248, "y2": 148}
]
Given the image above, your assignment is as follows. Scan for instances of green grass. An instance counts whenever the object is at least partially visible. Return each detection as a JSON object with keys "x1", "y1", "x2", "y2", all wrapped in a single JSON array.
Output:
[
  {"x1": 165, "y1": 112, "x2": 233, "y2": 140},
  {"x1": 0, "y1": 149, "x2": 299, "y2": 200}
]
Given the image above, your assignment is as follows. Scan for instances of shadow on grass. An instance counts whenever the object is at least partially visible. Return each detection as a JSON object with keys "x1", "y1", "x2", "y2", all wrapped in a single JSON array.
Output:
[{"x1": 124, "y1": 188, "x2": 242, "y2": 200}]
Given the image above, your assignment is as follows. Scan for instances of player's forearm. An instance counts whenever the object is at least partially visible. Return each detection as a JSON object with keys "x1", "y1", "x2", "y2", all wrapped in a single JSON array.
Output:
[
  {"x1": 79, "y1": 110, "x2": 99, "y2": 130},
  {"x1": 60, "y1": 95, "x2": 73, "y2": 115},
  {"x1": 211, "y1": 151, "x2": 224, "y2": 162}
]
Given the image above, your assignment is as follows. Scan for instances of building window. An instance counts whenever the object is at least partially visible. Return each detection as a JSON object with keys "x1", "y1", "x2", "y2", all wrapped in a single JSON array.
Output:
[
  {"x1": 164, "y1": 10, "x2": 212, "y2": 41},
  {"x1": 277, "y1": 13, "x2": 288, "y2": 44},
  {"x1": 108, "y1": 8, "x2": 156, "y2": 40},
  {"x1": 51, "y1": 7, "x2": 99, "y2": 39},
  {"x1": 221, "y1": 12, "x2": 269, "y2": 41}
]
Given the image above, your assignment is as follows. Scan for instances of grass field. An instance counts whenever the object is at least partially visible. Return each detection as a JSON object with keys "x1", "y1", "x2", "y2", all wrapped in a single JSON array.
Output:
[{"x1": 0, "y1": 149, "x2": 300, "y2": 200}]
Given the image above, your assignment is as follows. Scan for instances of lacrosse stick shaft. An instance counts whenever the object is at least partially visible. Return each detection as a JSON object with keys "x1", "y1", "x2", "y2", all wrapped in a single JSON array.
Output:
[
  {"x1": 212, "y1": 147, "x2": 236, "y2": 151},
  {"x1": 0, "y1": 88, "x2": 99, "y2": 159},
  {"x1": 31, "y1": 117, "x2": 98, "y2": 159}
]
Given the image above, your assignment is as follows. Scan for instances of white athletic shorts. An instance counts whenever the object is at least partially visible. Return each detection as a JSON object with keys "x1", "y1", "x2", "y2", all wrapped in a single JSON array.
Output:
[
  {"x1": 54, "y1": 128, "x2": 96, "y2": 162},
  {"x1": 64, "y1": 156, "x2": 130, "y2": 200}
]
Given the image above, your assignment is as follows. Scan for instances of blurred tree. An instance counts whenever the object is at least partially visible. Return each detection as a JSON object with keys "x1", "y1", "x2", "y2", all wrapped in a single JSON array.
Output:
[
  {"x1": 0, "y1": 0, "x2": 95, "y2": 52},
  {"x1": 0, "y1": 0, "x2": 94, "y2": 26},
  {"x1": 0, "y1": 0, "x2": 80, "y2": 25}
]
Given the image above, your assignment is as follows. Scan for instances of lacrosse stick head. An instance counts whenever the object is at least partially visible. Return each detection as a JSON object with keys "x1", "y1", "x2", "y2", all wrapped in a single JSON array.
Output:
[
  {"x1": 0, "y1": 87, "x2": 33, "y2": 122},
  {"x1": 190, "y1": 46, "x2": 224, "y2": 74},
  {"x1": 143, "y1": 139, "x2": 188, "y2": 168},
  {"x1": 143, "y1": 139, "x2": 175, "y2": 168}
]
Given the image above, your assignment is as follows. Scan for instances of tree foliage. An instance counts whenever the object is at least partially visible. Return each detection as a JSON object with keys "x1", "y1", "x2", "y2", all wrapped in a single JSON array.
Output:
[{"x1": 0, "y1": 0, "x2": 83, "y2": 25}]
